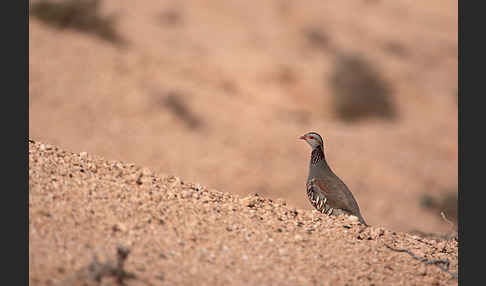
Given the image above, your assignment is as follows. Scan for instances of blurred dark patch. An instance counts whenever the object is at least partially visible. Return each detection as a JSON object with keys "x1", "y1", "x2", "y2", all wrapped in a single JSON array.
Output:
[
  {"x1": 157, "y1": 9, "x2": 183, "y2": 27},
  {"x1": 383, "y1": 41, "x2": 409, "y2": 58},
  {"x1": 330, "y1": 52, "x2": 397, "y2": 122},
  {"x1": 160, "y1": 91, "x2": 203, "y2": 130},
  {"x1": 276, "y1": 65, "x2": 297, "y2": 85},
  {"x1": 303, "y1": 27, "x2": 332, "y2": 51},
  {"x1": 220, "y1": 80, "x2": 239, "y2": 96},
  {"x1": 30, "y1": 0, "x2": 125, "y2": 45},
  {"x1": 420, "y1": 190, "x2": 457, "y2": 223}
]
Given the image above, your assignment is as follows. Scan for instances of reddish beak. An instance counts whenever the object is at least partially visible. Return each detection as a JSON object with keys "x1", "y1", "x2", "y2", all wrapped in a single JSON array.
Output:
[{"x1": 299, "y1": 136, "x2": 306, "y2": 140}]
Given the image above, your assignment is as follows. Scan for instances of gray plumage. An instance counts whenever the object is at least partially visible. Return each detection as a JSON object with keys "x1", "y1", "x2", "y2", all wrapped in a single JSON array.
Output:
[{"x1": 300, "y1": 132, "x2": 368, "y2": 226}]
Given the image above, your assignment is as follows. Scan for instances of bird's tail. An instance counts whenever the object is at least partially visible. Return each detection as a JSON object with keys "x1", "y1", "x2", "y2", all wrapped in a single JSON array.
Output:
[{"x1": 357, "y1": 213, "x2": 368, "y2": 227}]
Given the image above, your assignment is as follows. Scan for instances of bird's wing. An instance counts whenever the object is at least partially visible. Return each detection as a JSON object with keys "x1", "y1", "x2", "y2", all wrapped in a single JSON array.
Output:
[
  {"x1": 308, "y1": 177, "x2": 368, "y2": 226},
  {"x1": 310, "y1": 177, "x2": 356, "y2": 212}
]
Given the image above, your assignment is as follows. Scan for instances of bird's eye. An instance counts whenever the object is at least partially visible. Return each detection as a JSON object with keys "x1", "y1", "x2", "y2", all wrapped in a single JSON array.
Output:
[{"x1": 309, "y1": 136, "x2": 314, "y2": 139}]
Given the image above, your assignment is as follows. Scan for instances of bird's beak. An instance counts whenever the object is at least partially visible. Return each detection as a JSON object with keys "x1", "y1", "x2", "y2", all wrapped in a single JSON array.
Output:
[{"x1": 299, "y1": 136, "x2": 306, "y2": 140}]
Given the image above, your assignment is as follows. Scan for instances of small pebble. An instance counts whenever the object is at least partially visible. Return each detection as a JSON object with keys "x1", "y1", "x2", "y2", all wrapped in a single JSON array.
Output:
[
  {"x1": 181, "y1": 190, "x2": 193, "y2": 198},
  {"x1": 112, "y1": 223, "x2": 127, "y2": 233}
]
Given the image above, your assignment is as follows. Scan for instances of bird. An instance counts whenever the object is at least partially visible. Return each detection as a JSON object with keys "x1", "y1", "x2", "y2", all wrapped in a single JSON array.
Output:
[{"x1": 299, "y1": 131, "x2": 368, "y2": 226}]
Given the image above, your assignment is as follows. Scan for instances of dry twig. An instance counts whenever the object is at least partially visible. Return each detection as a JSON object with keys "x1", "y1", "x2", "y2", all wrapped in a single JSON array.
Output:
[
  {"x1": 384, "y1": 243, "x2": 458, "y2": 280},
  {"x1": 58, "y1": 245, "x2": 153, "y2": 285}
]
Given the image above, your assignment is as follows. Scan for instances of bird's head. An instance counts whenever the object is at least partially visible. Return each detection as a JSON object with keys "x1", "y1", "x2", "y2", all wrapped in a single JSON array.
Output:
[{"x1": 299, "y1": 132, "x2": 324, "y2": 149}]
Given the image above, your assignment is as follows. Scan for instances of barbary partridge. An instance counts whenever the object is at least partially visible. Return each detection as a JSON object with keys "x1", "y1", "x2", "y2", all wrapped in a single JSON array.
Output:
[{"x1": 300, "y1": 132, "x2": 368, "y2": 226}]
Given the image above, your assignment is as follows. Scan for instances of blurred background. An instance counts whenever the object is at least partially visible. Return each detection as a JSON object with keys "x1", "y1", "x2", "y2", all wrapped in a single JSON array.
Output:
[{"x1": 29, "y1": 0, "x2": 457, "y2": 235}]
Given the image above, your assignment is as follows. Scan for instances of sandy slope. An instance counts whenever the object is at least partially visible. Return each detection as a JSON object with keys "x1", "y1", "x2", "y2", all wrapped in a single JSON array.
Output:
[
  {"x1": 29, "y1": 140, "x2": 457, "y2": 285},
  {"x1": 29, "y1": 0, "x2": 457, "y2": 237}
]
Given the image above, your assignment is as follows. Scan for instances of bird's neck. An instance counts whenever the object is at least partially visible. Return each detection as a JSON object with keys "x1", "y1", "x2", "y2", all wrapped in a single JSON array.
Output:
[{"x1": 310, "y1": 145, "x2": 326, "y2": 166}]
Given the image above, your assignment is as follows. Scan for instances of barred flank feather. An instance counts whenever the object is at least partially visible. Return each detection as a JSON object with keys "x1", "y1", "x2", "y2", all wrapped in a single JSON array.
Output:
[{"x1": 306, "y1": 183, "x2": 331, "y2": 214}]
